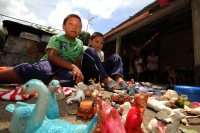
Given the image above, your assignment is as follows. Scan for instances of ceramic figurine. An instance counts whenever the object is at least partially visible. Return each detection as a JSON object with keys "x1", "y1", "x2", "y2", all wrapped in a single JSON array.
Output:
[
  {"x1": 165, "y1": 110, "x2": 186, "y2": 133},
  {"x1": 124, "y1": 87, "x2": 149, "y2": 133},
  {"x1": 95, "y1": 93, "x2": 126, "y2": 133},
  {"x1": 8, "y1": 79, "x2": 98, "y2": 133},
  {"x1": 184, "y1": 105, "x2": 200, "y2": 115},
  {"x1": 148, "y1": 111, "x2": 171, "y2": 133},
  {"x1": 159, "y1": 90, "x2": 178, "y2": 101},
  {"x1": 66, "y1": 90, "x2": 85, "y2": 104},
  {"x1": 147, "y1": 97, "x2": 174, "y2": 115},
  {"x1": 6, "y1": 80, "x2": 61, "y2": 133},
  {"x1": 110, "y1": 93, "x2": 134, "y2": 104},
  {"x1": 119, "y1": 102, "x2": 131, "y2": 124},
  {"x1": 56, "y1": 86, "x2": 65, "y2": 100},
  {"x1": 149, "y1": 109, "x2": 186, "y2": 133}
]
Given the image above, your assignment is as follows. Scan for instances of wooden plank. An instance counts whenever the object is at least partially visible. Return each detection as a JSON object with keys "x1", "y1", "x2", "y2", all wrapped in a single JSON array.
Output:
[
  {"x1": 192, "y1": 0, "x2": 200, "y2": 86},
  {"x1": 105, "y1": 0, "x2": 190, "y2": 43}
]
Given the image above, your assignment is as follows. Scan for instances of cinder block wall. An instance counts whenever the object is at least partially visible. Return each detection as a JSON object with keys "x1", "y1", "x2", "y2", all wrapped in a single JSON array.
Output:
[{"x1": 160, "y1": 28, "x2": 194, "y2": 69}]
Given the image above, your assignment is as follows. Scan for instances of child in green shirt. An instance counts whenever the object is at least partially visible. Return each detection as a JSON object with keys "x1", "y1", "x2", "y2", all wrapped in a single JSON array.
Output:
[{"x1": 0, "y1": 14, "x2": 84, "y2": 86}]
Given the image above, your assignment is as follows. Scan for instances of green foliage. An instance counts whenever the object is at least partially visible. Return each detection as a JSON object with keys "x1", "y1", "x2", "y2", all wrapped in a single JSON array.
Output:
[
  {"x1": 78, "y1": 31, "x2": 90, "y2": 46},
  {"x1": 30, "y1": 24, "x2": 56, "y2": 34},
  {"x1": 0, "y1": 27, "x2": 5, "y2": 52}
]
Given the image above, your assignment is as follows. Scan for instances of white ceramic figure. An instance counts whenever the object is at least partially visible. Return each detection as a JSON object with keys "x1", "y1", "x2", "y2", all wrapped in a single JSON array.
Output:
[
  {"x1": 148, "y1": 110, "x2": 186, "y2": 133},
  {"x1": 184, "y1": 105, "x2": 200, "y2": 115},
  {"x1": 166, "y1": 110, "x2": 186, "y2": 133},
  {"x1": 66, "y1": 90, "x2": 85, "y2": 104},
  {"x1": 148, "y1": 111, "x2": 171, "y2": 133},
  {"x1": 147, "y1": 97, "x2": 175, "y2": 115},
  {"x1": 120, "y1": 102, "x2": 132, "y2": 124}
]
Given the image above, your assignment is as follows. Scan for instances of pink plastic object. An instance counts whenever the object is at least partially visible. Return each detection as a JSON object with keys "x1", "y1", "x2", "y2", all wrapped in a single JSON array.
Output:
[
  {"x1": 96, "y1": 94, "x2": 126, "y2": 133},
  {"x1": 157, "y1": 0, "x2": 169, "y2": 8},
  {"x1": 190, "y1": 102, "x2": 200, "y2": 109}
]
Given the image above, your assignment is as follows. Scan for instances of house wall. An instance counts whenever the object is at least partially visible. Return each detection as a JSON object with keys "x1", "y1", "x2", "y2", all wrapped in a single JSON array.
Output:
[
  {"x1": 0, "y1": 35, "x2": 45, "y2": 66},
  {"x1": 159, "y1": 27, "x2": 194, "y2": 85}
]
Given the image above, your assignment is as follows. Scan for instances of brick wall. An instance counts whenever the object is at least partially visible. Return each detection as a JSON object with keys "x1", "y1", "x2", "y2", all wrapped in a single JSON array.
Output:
[{"x1": 159, "y1": 27, "x2": 194, "y2": 84}]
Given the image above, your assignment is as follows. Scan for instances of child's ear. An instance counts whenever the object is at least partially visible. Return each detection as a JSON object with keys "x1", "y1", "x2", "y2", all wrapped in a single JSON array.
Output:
[
  {"x1": 89, "y1": 39, "x2": 92, "y2": 44},
  {"x1": 62, "y1": 24, "x2": 65, "y2": 30}
]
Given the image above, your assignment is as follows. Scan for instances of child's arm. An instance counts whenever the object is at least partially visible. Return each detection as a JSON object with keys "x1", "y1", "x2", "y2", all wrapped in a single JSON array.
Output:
[
  {"x1": 47, "y1": 48, "x2": 84, "y2": 84},
  {"x1": 75, "y1": 58, "x2": 82, "y2": 69}
]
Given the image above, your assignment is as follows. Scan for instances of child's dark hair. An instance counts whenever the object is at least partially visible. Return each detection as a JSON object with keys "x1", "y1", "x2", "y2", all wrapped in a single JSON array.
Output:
[
  {"x1": 63, "y1": 14, "x2": 82, "y2": 25},
  {"x1": 90, "y1": 32, "x2": 104, "y2": 40}
]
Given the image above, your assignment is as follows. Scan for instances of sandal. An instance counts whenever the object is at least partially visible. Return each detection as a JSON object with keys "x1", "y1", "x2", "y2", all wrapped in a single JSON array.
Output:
[
  {"x1": 119, "y1": 80, "x2": 129, "y2": 90},
  {"x1": 104, "y1": 80, "x2": 120, "y2": 92}
]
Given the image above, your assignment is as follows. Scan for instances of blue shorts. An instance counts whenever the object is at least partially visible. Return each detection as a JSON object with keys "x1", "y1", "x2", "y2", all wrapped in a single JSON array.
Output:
[
  {"x1": 137, "y1": 68, "x2": 142, "y2": 73},
  {"x1": 13, "y1": 60, "x2": 75, "y2": 86}
]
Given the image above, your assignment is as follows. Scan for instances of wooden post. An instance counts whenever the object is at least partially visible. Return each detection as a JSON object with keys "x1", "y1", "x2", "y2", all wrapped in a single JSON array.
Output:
[
  {"x1": 116, "y1": 36, "x2": 121, "y2": 55},
  {"x1": 192, "y1": 0, "x2": 200, "y2": 86}
]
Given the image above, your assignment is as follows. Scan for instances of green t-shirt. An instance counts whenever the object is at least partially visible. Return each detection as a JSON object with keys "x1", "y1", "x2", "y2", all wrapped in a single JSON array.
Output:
[{"x1": 41, "y1": 34, "x2": 83, "y2": 64}]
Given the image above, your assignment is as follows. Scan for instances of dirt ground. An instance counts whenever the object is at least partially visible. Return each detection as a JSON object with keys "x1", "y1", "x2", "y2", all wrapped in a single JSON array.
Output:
[{"x1": 0, "y1": 84, "x2": 200, "y2": 133}]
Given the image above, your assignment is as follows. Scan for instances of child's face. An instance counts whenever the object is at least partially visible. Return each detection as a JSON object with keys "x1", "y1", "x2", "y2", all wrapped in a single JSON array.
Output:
[
  {"x1": 62, "y1": 17, "x2": 82, "y2": 41},
  {"x1": 89, "y1": 36, "x2": 104, "y2": 51}
]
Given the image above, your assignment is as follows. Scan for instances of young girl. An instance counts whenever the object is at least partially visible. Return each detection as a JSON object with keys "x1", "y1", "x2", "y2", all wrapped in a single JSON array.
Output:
[
  {"x1": 0, "y1": 14, "x2": 84, "y2": 86},
  {"x1": 81, "y1": 32, "x2": 129, "y2": 91},
  {"x1": 134, "y1": 56, "x2": 143, "y2": 81}
]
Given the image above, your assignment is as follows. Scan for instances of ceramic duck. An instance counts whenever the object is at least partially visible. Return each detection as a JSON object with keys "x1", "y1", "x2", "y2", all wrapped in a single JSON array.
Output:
[
  {"x1": 46, "y1": 79, "x2": 60, "y2": 119},
  {"x1": 7, "y1": 80, "x2": 61, "y2": 133},
  {"x1": 6, "y1": 80, "x2": 61, "y2": 119},
  {"x1": 9, "y1": 79, "x2": 97, "y2": 133}
]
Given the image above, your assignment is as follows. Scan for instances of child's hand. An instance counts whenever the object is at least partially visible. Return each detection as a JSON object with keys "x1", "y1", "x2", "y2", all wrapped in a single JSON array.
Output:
[{"x1": 72, "y1": 65, "x2": 84, "y2": 84}]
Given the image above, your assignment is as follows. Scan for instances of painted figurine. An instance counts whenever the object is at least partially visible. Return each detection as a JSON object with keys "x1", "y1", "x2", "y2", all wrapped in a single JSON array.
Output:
[
  {"x1": 8, "y1": 79, "x2": 98, "y2": 133},
  {"x1": 124, "y1": 87, "x2": 149, "y2": 133},
  {"x1": 95, "y1": 93, "x2": 126, "y2": 133}
]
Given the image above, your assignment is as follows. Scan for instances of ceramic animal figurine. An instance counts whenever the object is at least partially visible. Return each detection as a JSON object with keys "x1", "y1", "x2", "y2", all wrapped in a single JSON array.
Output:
[
  {"x1": 119, "y1": 102, "x2": 131, "y2": 124},
  {"x1": 147, "y1": 97, "x2": 174, "y2": 115},
  {"x1": 124, "y1": 87, "x2": 149, "y2": 133},
  {"x1": 148, "y1": 111, "x2": 171, "y2": 133},
  {"x1": 184, "y1": 105, "x2": 200, "y2": 115},
  {"x1": 95, "y1": 93, "x2": 126, "y2": 133},
  {"x1": 56, "y1": 86, "x2": 65, "y2": 100},
  {"x1": 165, "y1": 110, "x2": 186, "y2": 133},
  {"x1": 46, "y1": 80, "x2": 61, "y2": 119},
  {"x1": 66, "y1": 90, "x2": 85, "y2": 104},
  {"x1": 149, "y1": 109, "x2": 186, "y2": 133},
  {"x1": 8, "y1": 79, "x2": 98, "y2": 133},
  {"x1": 159, "y1": 90, "x2": 178, "y2": 101},
  {"x1": 6, "y1": 80, "x2": 61, "y2": 133}
]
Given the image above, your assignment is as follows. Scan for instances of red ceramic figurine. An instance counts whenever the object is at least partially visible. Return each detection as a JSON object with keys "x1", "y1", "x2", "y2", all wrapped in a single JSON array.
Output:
[{"x1": 125, "y1": 87, "x2": 149, "y2": 133}]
